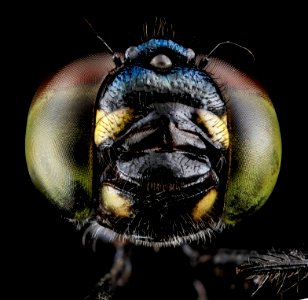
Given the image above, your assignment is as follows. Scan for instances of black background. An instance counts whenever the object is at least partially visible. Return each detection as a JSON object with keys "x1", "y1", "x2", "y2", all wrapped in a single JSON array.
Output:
[{"x1": 7, "y1": 4, "x2": 308, "y2": 300}]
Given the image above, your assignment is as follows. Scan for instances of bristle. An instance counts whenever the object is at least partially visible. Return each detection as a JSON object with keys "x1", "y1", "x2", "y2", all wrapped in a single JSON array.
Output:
[
  {"x1": 142, "y1": 16, "x2": 175, "y2": 41},
  {"x1": 236, "y1": 250, "x2": 308, "y2": 295}
]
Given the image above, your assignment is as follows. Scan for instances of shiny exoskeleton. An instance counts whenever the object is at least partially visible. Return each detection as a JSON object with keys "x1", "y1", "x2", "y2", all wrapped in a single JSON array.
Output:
[{"x1": 25, "y1": 38, "x2": 282, "y2": 247}]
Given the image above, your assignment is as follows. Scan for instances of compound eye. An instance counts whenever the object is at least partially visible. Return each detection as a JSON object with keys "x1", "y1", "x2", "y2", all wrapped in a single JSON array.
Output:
[
  {"x1": 150, "y1": 54, "x2": 172, "y2": 69},
  {"x1": 203, "y1": 57, "x2": 282, "y2": 224},
  {"x1": 125, "y1": 46, "x2": 140, "y2": 61},
  {"x1": 25, "y1": 53, "x2": 116, "y2": 220}
]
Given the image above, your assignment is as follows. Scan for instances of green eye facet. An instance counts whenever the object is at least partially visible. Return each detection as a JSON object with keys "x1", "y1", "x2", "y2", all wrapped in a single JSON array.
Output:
[
  {"x1": 25, "y1": 54, "x2": 115, "y2": 220},
  {"x1": 204, "y1": 57, "x2": 282, "y2": 224}
]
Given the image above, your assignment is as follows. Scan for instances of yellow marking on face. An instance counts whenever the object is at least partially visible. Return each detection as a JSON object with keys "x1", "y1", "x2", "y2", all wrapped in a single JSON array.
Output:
[
  {"x1": 101, "y1": 185, "x2": 133, "y2": 218},
  {"x1": 94, "y1": 108, "x2": 134, "y2": 145},
  {"x1": 197, "y1": 110, "x2": 229, "y2": 149},
  {"x1": 221, "y1": 114, "x2": 227, "y2": 126},
  {"x1": 192, "y1": 189, "x2": 218, "y2": 221}
]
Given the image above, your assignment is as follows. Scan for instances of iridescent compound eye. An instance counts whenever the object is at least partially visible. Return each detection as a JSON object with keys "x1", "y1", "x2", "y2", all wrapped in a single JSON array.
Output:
[{"x1": 25, "y1": 38, "x2": 281, "y2": 247}]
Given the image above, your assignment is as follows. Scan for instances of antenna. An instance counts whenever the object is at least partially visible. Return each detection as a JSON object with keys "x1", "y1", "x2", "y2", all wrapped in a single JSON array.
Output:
[
  {"x1": 207, "y1": 41, "x2": 255, "y2": 60},
  {"x1": 199, "y1": 41, "x2": 255, "y2": 69},
  {"x1": 84, "y1": 18, "x2": 122, "y2": 67}
]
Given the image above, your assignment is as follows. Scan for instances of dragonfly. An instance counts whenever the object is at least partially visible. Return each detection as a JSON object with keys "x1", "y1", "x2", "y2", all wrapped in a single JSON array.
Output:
[{"x1": 24, "y1": 17, "x2": 308, "y2": 300}]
